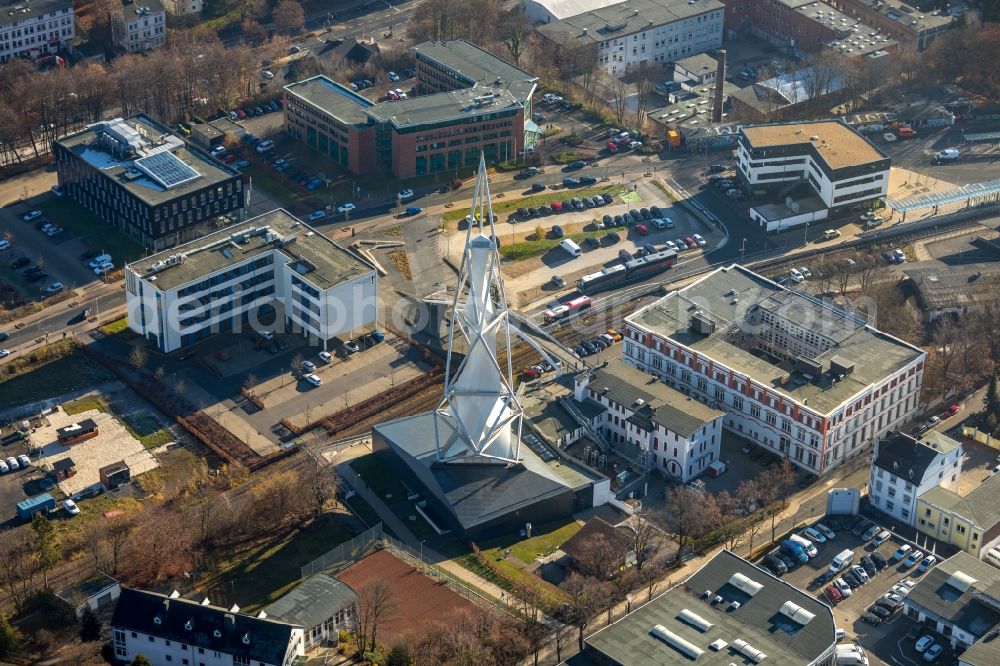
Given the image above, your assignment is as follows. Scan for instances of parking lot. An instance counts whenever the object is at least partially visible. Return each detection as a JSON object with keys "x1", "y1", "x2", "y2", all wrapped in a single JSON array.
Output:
[{"x1": 756, "y1": 515, "x2": 955, "y2": 664}]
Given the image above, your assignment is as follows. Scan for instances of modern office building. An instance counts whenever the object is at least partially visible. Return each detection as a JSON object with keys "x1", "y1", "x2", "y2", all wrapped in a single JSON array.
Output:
[
  {"x1": 124, "y1": 209, "x2": 378, "y2": 352},
  {"x1": 284, "y1": 74, "x2": 525, "y2": 179},
  {"x1": 113, "y1": 0, "x2": 165, "y2": 53},
  {"x1": 574, "y1": 359, "x2": 725, "y2": 482},
  {"x1": 868, "y1": 431, "x2": 962, "y2": 526},
  {"x1": 0, "y1": 0, "x2": 74, "y2": 63},
  {"x1": 411, "y1": 39, "x2": 537, "y2": 107},
  {"x1": 736, "y1": 120, "x2": 890, "y2": 231},
  {"x1": 111, "y1": 588, "x2": 305, "y2": 666},
  {"x1": 533, "y1": 0, "x2": 724, "y2": 77},
  {"x1": 623, "y1": 264, "x2": 926, "y2": 475},
  {"x1": 54, "y1": 115, "x2": 244, "y2": 252},
  {"x1": 583, "y1": 549, "x2": 837, "y2": 665},
  {"x1": 825, "y1": 0, "x2": 952, "y2": 50}
]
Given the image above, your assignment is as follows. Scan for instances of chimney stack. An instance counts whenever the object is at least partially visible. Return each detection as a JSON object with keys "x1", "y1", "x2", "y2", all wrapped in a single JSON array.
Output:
[{"x1": 712, "y1": 49, "x2": 727, "y2": 124}]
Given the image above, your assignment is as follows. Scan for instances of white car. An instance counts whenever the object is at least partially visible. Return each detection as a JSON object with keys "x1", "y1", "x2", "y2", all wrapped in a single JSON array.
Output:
[
  {"x1": 302, "y1": 360, "x2": 316, "y2": 373},
  {"x1": 925, "y1": 415, "x2": 941, "y2": 429},
  {"x1": 345, "y1": 340, "x2": 360, "y2": 353},
  {"x1": 262, "y1": 70, "x2": 274, "y2": 79},
  {"x1": 397, "y1": 189, "x2": 414, "y2": 200},
  {"x1": 833, "y1": 578, "x2": 852, "y2": 597},
  {"x1": 850, "y1": 564, "x2": 869, "y2": 584},
  {"x1": 88, "y1": 254, "x2": 112, "y2": 268},
  {"x1": 318, "y1": 351, "x2": 333, "y2": 363},
  {"x1": 664, "y1": 240, "x2": 679, "y2": 251},
  {"x1": 917, "y1": 555, "x2": 937, "y2": 573},
  {"x1": 22, "y1": 210, "x2": 42, "y2": 222},
  {"x1": 307, "y1": 210, "x2": 326, "y2": 221},
  {"x1": 45, "y1": 282, "x2": 64, "y2": 294},
  {"x1": 50, "y1": 185, "x2": 64, "y2": 197},
  {"x1": 628, "y1": 140, "x2": 642, "y2": 149},
  {"x1": 16, "y1": 455, "x2": 29, "y2": 468},
  {"x1": 337, "y1": 203, "x2": 356, "y2": 214},
  {"x1": 923, "y1": 644, "x2": 943, "y2": 662},
  {"x1": 259, "y1": 330, "x2": 274, "y2": 340},
  {"x1": 392, "y1": 88, "x2": 407, "y2": 99},
  {"x1": 692, "y1": 233, "x2": 707, "y2": 247},
  {"x1": 915, "y1": 636, "x2": 935, "y2": 653},
  {"x1": 93, "y1": 263, "x2": 114, "y2": 275},
  {"x1": 0, "y1": 240, "x2": 9, "y2": 251},
  {"x1": 5, "y1": 457, "x2": 17, "y2": 471},
  {"x1": 304, "y1": 373, "x2": 322, "y2": 387},
  {"x1": 63, "y1": 499, "x2": 80, "y2": 516},
  {"x1": 799, "y1": 266, "x2": 812, "y2": 279},
  {"x1": 0, "y1": 349, "x2": 10, "y2": 358},
  {"x1": 0, "y1": 460, "x2": 7, "y2": 473},
  {"x1": 789, "y1": 268, "x2": 804, "y2": 283},
  {"x1": 890, "y1": 583, "x2": 912, "y2": 597}
]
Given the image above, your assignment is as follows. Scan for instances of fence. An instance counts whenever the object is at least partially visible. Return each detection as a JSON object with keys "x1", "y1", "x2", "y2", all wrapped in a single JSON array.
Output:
[
  {"x1": 962, "y1": 426, "x2": 999, "y2": 450},
  {"x1": 300, "y1": 523, "x2": 385, "y2": 579}
]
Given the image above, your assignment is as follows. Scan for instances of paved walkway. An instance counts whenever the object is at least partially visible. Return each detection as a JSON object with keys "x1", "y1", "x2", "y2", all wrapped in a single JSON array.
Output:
[{"x1": 338, "y1": 460, "x2": 509, "y2": 601}]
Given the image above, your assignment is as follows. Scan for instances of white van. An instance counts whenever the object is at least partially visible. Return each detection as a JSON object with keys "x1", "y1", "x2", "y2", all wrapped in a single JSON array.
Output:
[
  {"x1": 88, "y1": 253, "x2": 112, "y2": 269},
  {"x1": 559, "y1": 239, "x2": 582, "y2": 257},
  {"x1": 934, "y1": 148, "x2": 959, "y2": 162},
  {"x1": 829, "y1": 549, "x2": 855, "y2": 574},
  {"x1": 985, "y1": 547, "x2": 1000, "y2": 567},
  {"x1": 789, "y1": 533, "x2": 818, "y2": 558}
]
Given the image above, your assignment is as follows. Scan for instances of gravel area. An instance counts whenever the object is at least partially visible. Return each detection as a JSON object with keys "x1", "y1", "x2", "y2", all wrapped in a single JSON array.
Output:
[{"x1": 35, "y1": 407, "x2": 158, "y2": 496}]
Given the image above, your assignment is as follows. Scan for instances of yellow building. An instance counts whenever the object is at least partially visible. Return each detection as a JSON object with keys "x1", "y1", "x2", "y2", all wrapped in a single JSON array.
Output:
[{"x1": 915, "y1": 472, "x2": 1000, "y2": 558}]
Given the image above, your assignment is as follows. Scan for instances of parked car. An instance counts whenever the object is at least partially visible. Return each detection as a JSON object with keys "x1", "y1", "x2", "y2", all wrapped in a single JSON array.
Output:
[
  {"x1": 915, "y1": 636, "x2": 935, "y2": 653},
  {"x1": 872, "y1": 530, "x2": 892, "y2": 547},
  {"x1": 890, "y1": 544, "x2": 913, "y2": 563},
  {"x1": 871, "y1": 552, "x2": 888, "y2": 570},
  {"x1": 860, "y1": 556, "x2": 877, "y2": 577},
  {"x1": 63, "y1": 499, "x2": 80, "y2": 516},
  {"x1": 803, "y1": 526, "x2": 826, "y2": 543},
  {"x1": 923, "y1": 644, "x2": 943, "y2": 662},
  {"x1": 833, "y1": 578, "x2": 852, "y2": 597},
  {"x1": 304, "y1": 374, "x2": 322, "y2": 387},
  {"x1": 860, "y1": 613, "x2": 882, "y2": 626},
  {"x1": 307, "y1": 210, "x2": 327, "y2": 221},
  {"x1": 789, "y1": 268, "x2": 804, "y2": 283},
  {"x1": 917, "y1": 556, "x2": 937, "y2": 573},
  {"x1": 337, "y1": 203, "x2": 356, "y2": 214},
  {"x1": 850, "y1": 565, "x2": 869, "y2": 584},
  {"x1": 824, "y1": 586, "x2": 842, "y2": 604},
  {"x1": 815, "y1": 523, "x2": 836, "y2": 540},
  {"x1": 692, "y1": 233, "x2": 707, "y2": 247},
  {"x1": 903, "y1": 550, "x2": 924, "y2": 568}
]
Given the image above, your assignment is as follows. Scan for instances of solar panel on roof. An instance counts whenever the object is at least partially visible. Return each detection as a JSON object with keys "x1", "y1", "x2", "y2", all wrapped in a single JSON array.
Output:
[{"x1": 134, "y1": 151, "x2": 201, "y2": 189}]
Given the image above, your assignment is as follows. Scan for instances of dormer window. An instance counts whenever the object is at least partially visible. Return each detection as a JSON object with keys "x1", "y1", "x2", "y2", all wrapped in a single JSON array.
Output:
[
  {"x1": 213, "y1": 629, "x2": 222, "y2": 638},
  {"x1": 154, "y1": 616, "x2": 162, "y2": 625}
]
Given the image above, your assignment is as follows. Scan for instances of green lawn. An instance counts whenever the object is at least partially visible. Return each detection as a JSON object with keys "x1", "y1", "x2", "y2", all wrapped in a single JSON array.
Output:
[
  {"x1": 0, "y1": 260, "x2": 40, "y2": 301},
  {"x1": 62, "y1": 394, "x2": 108, "y2": 415},
  {"x1": 442, "y1": 184, "x2": 623, "y2": 222},
  {"x1": 122, "y1": 410, "x2": 173, "y2": 449},
  {"x1": 507, "y1": 520, "x2": 581, "y2": 563},
  {"x1": 344, "y1": 494, "x2": 382, "y2": 530},
  {"x1": 101, "y1": 317, "x2": 130, "y2": 335},
  {"x1": 500, "y1": 226, "x2": 617, "y2": 261},
  {"x1": 243, "y1": 166, "x2": 306, "y2": 211},
  {"x1": 0, "y1": 347, "x2": 113, "y2": 407},
  {"x1": 349, "y1": 454, "x2": 410, "y2": 501},
  {"x1": 39, "y1": 198, "x2": 144, "y2": 262},
  {"x1": 198, "y1": 513, "x2": 360, "y2": 611}
]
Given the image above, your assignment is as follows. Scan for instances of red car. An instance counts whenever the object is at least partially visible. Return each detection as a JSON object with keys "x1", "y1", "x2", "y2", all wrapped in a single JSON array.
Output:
[
  {"x1": 551, "y1": 201, "x2": 563, "y2": 212},
  {"x1": 635, "y1": 224, "x2": 648, "y2": 235},
  {"x1": 685, "y1": 236, "x2": 697, "y2": 248},
  {"x1": 522, "y1": 368, "x2": 540, "y2": 379},
  {"x1": 235, "y1": 109, "x2": 247, "y2": 119},
  {"x1": 825, "y1": 585, "x2": 842, "y2": 605},
  {"x1": 223, "y1": 154, "x2": 237, "y2": 164},
  {"x1": 606, "y1": 141, "x2": 618, "y2": 153},
  {"x1": 944, "y1": 404, "x2": 959, "y2": 417}
]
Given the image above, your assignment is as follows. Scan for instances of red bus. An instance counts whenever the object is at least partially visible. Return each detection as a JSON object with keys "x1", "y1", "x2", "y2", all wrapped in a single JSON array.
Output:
[{"x1": 543, "y1": 295, "x2": 592, "y2": 323}]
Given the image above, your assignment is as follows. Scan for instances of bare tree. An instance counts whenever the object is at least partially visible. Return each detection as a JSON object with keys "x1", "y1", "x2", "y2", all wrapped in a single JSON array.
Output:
[
  {"x1": 500, "y1": 9, "x2": 531, "y2": 66},
  {"x1": 272, "y1": 0, "x2": 305, "y2": 35},
  {"x1": 354, "y1": 579, "x2": 398, "y2": 655},
  {"x1": 629, "y1": 512, "x2": 666, "y2": 570},
  {"x1": 560, "y1": 573, "x2": 605, "y2": 650},
  {"x1": 663, "y1": 486, "x2": 719, "y2": 560},
  {"x1": 736, "y1": 479, "x2": 766, "y2": 556},
  {"x1": 0, "y1": 530, "x2": 38, "y2": 611},
  {"x1": 243, "y1": 373, "x2": 259, "y2": 396},
  {"x1": 128, "y1": 345, "x2": 148, "y2": 370},
  {"x1": 302, "y1": 444, "x2": 337, "y2": 518},
  {"x1": 760, "y1": 459, "x2": 796, "y2": 543}
]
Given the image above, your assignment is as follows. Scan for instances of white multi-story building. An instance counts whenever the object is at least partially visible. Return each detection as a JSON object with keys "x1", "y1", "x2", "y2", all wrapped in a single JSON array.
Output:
[
  {"x1": 112, "y1": 588, "x2": 304, "y2": 665},
  {"x1": 114, "y1": 0, "x2": 165, "y2": 53},
  {"x1": 737, "y1": 120, "x2": 891, "y2": 232},
  {"x1": 0, "y1": 0, "x2": 75, "y2": 63},
  {"x1": 532, "y1": 0, "x2": 724, "y2": 77},
  {"x1": 124, "y1": 209, "x2": 378, "y2": 353},
  {"x1": 574, "y1": 359, "x2": 725, "y2": 481},
  {"x1": 162, "y1": 0, "x2": 201, "y2": 15},
  {"x1": 869, "y1": 431, "x2": 962, "y2": 526},
  {"x1": 623, "y1": 265, "x2": 926, "y2": 476}
]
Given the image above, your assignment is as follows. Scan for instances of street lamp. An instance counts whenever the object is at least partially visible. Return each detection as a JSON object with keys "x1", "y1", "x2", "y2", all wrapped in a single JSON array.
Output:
[
  {"x1": 740, "y1": 237, "x2": 747, "y2": 263},
  {"x1": 803, "y1": 222, "x2": 809, "y2": 246}
]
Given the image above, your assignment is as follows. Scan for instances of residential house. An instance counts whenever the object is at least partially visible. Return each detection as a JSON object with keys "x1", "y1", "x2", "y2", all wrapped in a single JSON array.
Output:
[
  {"x1": 560, "y1": 517, "x2": 636, "y2": 577},
  {"x1": 916, "y1": 470, "x2": 1000, "y2": 558},
  {"x1": 868, "y1": 431, "x2": 962, "y2": 526},
  {"x1": 263, "y1": 574, "x2": 357, "y2": 650},
  {"x1": 55, "y1": 573, "x2": 121, "y2": 620}
]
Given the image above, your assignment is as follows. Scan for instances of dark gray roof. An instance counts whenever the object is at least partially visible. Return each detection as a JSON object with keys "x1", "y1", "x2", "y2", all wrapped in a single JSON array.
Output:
[
  {"x1": 365, "y1": 87, "x2": 522, "y2": 129},
  {"x1": 959, "y1": 628, "x2": 1000, "y2": 665},
  {"x1": 264, "y1": 574, "x2": 357, "y2": 629},
  {"x1": 375, "y1": 411, "x2": 595, "y2": 530},
  {"x1": 920, "y1": 471, "x2": 1000, "y2": 530},
  {"x1": 905, "y1": 552, "x2": 1000, "y2": 641},
  {"x1": 411, "y1": 40, "x2": 537, "y2": 102},
  {"x1": 111, "y1": 588, "x2": 296, "y2": 665},
  {"x1": 53, "y1": 458, "x2": 76, "y2": 473},
  {"x1": 283, "y1": 75, "x2": 374, "y2": 126},
  {"x1": 906, "y1": 264, "x2": 1000, "y2": 312},
  {"x1": 873, "y1": 432, "x2": 950, "y2": 482},
  {"x1": 581, "y1": 359, "x2": 723, "y2": 437},
  {"x1": 56, "y1": 573, "x2": 119, "y2": 607},
  {"x1": 585, "y1": 549, "x2": 836, "y2": 664}
]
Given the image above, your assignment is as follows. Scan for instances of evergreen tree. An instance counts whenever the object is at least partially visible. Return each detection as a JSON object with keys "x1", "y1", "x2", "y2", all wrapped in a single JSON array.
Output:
[
  {"x1": 131, "y1": 655, "x2": 153, "y2": 666},
  {"x1": 983, "y1": 374, "x2": 1000, "y2": 432},
  {"x1": 80, "y1": 606, "x2": 101, "y2": 642},
  {"x1": 0, "y1": 614, "x2": 17, "y2": 658}
]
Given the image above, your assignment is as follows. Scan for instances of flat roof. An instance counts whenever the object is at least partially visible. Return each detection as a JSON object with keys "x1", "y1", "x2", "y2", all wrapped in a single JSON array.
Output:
[
  {"x1": 751, "y1": 194, "x2": 827, "y2": 222},
  {"x1": 56, "y1": 115, "x2": 241, "y2": 206},
  {"x1": 522, "y1": 383, "x2": 582, "y2": 444},
  {"x1": 537, "y1": 0, "x2": 723, "y2": 46},
  {"x1": 627, "y1": 265, "x2": 924, "y2": 415},
  {"x1": 121, "y1": 0, "x2": 164, "y2": 18},
  {"x1": 742, "y1": 120, "x2": 887, "y2": 170},
  {"x1": 853, "y1": 0, "x2": 952, "y2": 31},
  {"x1": 648, "y1": 82, "x2": 742, "y2": 129},
  {"x1": 905, "y1": 552, "x2": 1000, "y2": 640},
  {"x1": 585, "y1": 549, "x2": 836, "y2": 664},
  {"x1": 412, "y1": 40, "x2": 537, "y2": 102},
  {"x1": 128, "y1": 209, "x2": 374, "y2": 292},
  {"x1": 581, "y1": 359, "x2": 724, "y2": 437},
  {"x1": 906, "y1": 263, "x2": 1000, "y2": 312},
  {"x1": 674, "y1": 53, "x2": 718, "y2": 78},
  {"x1": 284, "y1": 75, "x2": 374, "y2": 125},
  {"x1": 366, "y1": 87, "x2": 522, "y2": 128},
  {"x1": 0, "y1": 0, "x2": 71, "y2": 27},
  {"x1": 264, "y1": 574, "x2": 357, "y2": 630}
]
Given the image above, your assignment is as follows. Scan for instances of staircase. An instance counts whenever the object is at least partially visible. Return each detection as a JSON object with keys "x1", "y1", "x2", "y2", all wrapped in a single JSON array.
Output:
[
  {"x1": 776, "y1": 173, "x2": 807, "y2": 200},
  {"x1": 559, "y1": 397, "x2": 613, "y2": 454}
]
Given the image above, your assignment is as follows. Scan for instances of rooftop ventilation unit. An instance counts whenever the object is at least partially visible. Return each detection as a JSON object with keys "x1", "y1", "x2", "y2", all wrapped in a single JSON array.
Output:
[
  {"x1": 710, "y1": 638, "x2": 728, "y2": 651},
  {"x1": 795, "y1": 356, "x2": 824, "y2": 377},
  {"x1": 947, "y1": 571, "x2": 977, "y2": 593},
  {"x1": 778, "y1": 600, "x2": 816, "y2": 625},
  {"x1": 829, "y1": 356, "x2": 855, "y2": 376},
  {"x1": 605, "y1": 21, "x2": 628, "y2": 31},
  {"x1": 731, "y1": 639, "x2": 768, "y2": 663},
  {"x1": 691, "y1": 311, "x2": 716, "y2": 335},
  {"x1": 677, "y1": 608, "x2": 714, "y2": 632},
  {"x1": 649, "y1": 625, "x2": 705, "y2": 659},
  {"x1": 728, "y1": 600, "x2": 741, "y2": 611},
  {"x1": 729, "y1": 572, "x2": 764, "y2": 596}
]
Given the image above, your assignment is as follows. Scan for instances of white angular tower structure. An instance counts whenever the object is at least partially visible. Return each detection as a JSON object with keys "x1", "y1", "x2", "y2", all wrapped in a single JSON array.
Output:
[{"x1": 435, "y1": 155, "x2": 522, "y2": 464}]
